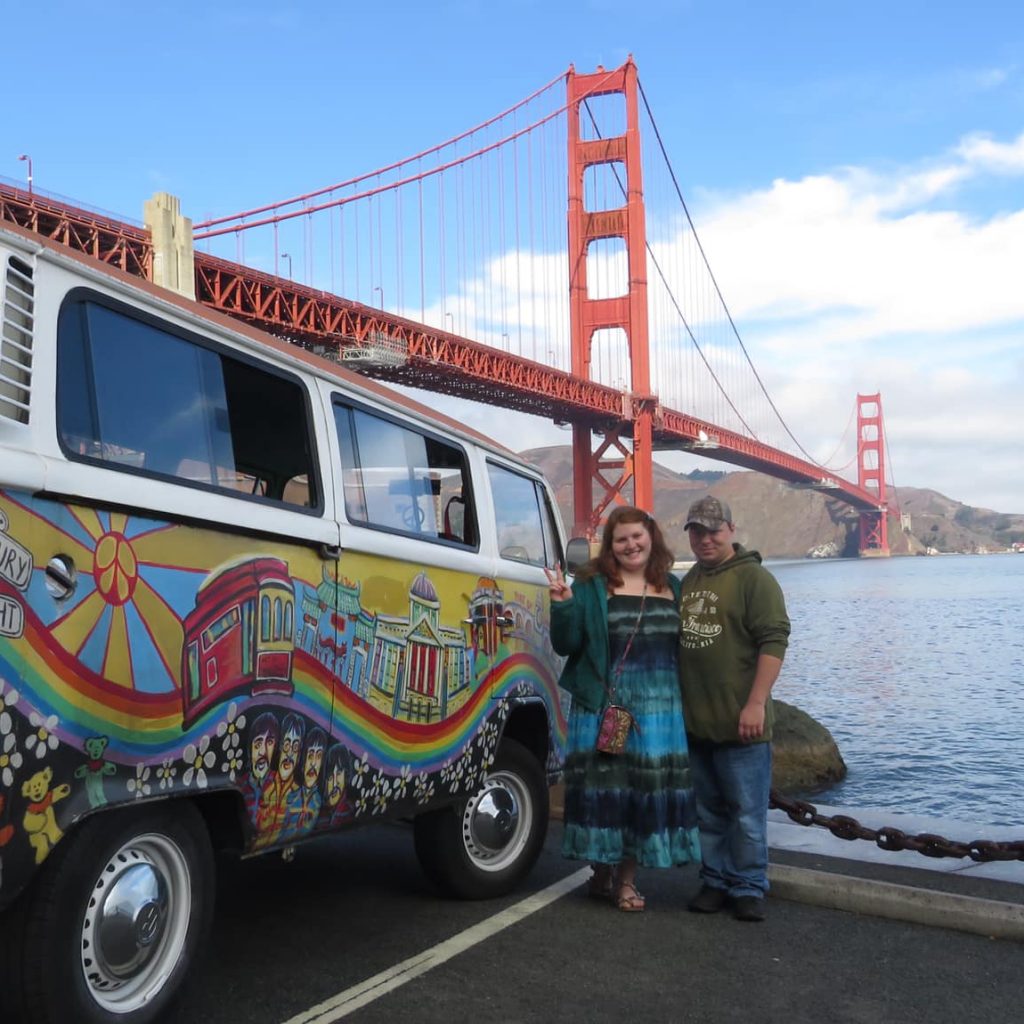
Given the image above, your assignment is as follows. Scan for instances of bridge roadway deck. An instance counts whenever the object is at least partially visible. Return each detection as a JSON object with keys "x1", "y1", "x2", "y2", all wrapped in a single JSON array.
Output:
[{"x1": 160, "y1": 803, "x2": 1022, "y2": 1024}]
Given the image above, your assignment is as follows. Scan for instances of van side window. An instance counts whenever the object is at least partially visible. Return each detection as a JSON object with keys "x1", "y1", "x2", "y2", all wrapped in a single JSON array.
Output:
[
  {"x1": 56, "y1": 297, "x2": 318, "y2": 508},
  {"x1": 487, "y1": 462, "x2": 561, "y2": 566},
  {"x1": 333, "y1": 401, "x2": 476, "y2": 545}
]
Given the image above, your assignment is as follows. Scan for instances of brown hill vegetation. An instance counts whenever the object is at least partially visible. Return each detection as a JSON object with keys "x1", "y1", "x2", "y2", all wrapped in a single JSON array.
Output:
[{"x1": 520, "y1": 445, "x2": 1024, "y2": 559}]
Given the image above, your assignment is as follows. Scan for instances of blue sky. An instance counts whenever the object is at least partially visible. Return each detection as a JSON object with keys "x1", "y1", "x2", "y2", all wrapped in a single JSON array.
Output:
[{"x1": 8, "y1": 1, "x2": 1024, "y2": 513}]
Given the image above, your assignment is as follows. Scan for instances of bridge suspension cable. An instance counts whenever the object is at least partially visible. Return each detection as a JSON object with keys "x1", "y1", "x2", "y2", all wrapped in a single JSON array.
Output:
[
  {"x1": 883, "y1": 423, "x2": 903, "y2": 519},
  {"x1": 637, "y1": 79, "x2": 824, "y2": 467},
  {"x1": 193, "y1": 66, "x2": 846, "y2": 497},
  {"x1": 817, "y1": 398, "x2": 858, "y2": 472},
  {"x1": 193, "y1": 70, "x2": 571, "y2": 232},
  {"x1": 576, "y1": 96, "x2": 757, "y2": 438}
]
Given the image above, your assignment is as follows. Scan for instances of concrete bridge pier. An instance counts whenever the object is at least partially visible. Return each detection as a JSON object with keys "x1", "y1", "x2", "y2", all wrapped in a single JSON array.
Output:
[{"x1": 144, "y1": 191, "x2": 195, "y2": 300}]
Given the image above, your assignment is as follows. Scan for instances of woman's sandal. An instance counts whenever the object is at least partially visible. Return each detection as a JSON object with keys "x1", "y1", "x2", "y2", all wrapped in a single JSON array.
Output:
[
  {"x1": 616, "y1": 881, "x2": 645, "y2": 912},
  {"x1": 587, "y1": 864, "x2": 617, "y2": 902}
]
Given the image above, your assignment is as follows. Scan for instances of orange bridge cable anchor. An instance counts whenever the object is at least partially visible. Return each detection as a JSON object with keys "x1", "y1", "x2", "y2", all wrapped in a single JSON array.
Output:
[{"x1": 770, "y1": 791, "x2": 1024, "y2": 863}]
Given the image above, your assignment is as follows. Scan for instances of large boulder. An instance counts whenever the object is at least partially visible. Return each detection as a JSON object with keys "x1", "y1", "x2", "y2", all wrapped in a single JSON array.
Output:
[{"x1": 771, "y1": 699, "x2": 846, "y2": 794}]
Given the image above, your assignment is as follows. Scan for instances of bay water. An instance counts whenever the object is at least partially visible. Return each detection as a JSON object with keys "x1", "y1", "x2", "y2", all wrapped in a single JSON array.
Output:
[{"x1": 767, "y1": 552, "x2": 1024, "y2": 829}]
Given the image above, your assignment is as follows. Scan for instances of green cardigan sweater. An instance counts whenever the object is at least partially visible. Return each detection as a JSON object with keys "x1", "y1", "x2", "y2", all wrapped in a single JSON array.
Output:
[{"x1": 550, "y1": 572, "x2": 682, "y2": 713}]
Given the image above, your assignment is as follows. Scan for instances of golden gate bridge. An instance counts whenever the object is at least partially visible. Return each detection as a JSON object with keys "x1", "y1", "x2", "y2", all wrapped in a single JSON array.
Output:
[{"x1": 0, "y1": 58, "x2": 892, "y2": 552}]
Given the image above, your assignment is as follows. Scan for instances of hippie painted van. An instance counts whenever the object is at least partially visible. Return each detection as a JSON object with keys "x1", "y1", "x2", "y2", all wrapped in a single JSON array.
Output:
[{"x1": 0, "y1": 221, "x2": 568, "y2": 1024}]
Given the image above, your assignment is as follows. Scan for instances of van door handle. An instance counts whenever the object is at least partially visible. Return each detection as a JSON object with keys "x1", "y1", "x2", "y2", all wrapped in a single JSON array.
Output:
[
  {"x1": 319, "y1": 543, "x2": 342, "y2": 561},
  {"x1": 462, "y1": 615, "x2": 514, "y2": 627},
  {"x1": 44, "y1": 555, "x2": 77, "y2": 600}
]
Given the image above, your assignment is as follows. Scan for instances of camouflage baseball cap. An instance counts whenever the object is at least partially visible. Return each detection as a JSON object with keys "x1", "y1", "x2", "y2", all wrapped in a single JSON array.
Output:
[{"x1": 684, "y1": 495, "x2": 733, "y2": 530}]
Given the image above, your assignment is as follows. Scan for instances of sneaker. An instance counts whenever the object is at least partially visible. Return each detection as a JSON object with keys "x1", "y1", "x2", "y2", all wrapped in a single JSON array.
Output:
[
  {"x1": 732, "y1": 895, "x2": 766, "y2": 922},
  {"x1": 687, "y1": 885, "x2": 728, "y2": 914}
]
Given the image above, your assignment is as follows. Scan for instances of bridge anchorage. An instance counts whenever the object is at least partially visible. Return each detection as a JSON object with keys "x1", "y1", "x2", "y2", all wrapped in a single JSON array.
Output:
[{"x1": 0, "y1": 58, "x2": 893, "y2": 555}]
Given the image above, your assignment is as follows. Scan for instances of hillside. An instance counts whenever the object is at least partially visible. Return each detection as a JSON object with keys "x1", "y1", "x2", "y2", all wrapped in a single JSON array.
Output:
[{"x1": 520, "y1": 446, "x2": 1024, "y2": 559}]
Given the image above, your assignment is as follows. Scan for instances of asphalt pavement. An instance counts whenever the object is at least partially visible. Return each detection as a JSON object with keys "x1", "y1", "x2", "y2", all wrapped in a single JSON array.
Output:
[
  {"x1": 343, "y1": 817, "x2": 1024, "y2": 1024},
  {"x1": 160, "y1": 801, "x2": 1024, "y2": 1024}
]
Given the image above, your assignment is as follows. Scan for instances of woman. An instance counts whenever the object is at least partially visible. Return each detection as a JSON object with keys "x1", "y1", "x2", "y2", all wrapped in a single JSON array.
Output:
[{"x1": 546, "y1": 506, "x2": 700, "y2": 911}]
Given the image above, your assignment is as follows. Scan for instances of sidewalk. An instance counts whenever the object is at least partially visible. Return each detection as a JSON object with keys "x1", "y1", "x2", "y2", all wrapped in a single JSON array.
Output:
[{"x1": 767, "y1": 803, "x2": 1024, "y2": 940}]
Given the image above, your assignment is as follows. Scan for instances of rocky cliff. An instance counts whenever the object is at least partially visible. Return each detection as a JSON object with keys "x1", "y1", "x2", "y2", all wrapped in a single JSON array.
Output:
[{"x1": 520, "y1": 446, "x2": 1024, "y2": 559}]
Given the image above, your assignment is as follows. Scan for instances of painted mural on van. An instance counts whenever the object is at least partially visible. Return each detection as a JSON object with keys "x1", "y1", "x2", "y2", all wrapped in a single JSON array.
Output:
[{"x1": 0, "y1": 489, "x2": 565, "y2": 902}]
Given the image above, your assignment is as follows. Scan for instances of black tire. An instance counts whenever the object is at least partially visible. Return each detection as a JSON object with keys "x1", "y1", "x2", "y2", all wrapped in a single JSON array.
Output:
[
  {"x1": 413, "y1": 738, "x2": 548, "y2": 900},
  {"x1": 5, "y1": 801, "x2": 214, "y2": 1024}
]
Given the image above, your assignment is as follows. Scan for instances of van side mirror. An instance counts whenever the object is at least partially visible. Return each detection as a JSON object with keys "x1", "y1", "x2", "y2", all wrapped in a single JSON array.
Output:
[{"x1": 565, "y1": 537, "x2": 591, "y2": 574}]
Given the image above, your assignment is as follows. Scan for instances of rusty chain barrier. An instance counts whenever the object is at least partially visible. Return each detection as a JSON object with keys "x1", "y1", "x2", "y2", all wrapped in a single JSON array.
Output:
[{"x1": 769, "y1": 791, "x2": 1024, "y2": 863}]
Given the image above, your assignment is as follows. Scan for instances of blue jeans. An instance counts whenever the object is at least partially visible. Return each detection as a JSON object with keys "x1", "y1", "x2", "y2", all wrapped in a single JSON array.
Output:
[{"x1": 688, "y1": 739, "x2": 772, "y2": 899}]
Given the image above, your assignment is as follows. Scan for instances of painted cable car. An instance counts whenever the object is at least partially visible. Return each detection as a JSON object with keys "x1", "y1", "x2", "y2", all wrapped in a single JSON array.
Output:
[{"x1": 182, "y1": 556, "x2": 295, "y2": 726}]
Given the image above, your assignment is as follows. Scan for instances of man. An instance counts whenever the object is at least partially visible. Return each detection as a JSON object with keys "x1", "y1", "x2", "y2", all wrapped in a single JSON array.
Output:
[
  {"x1": 283, "y1": 726, "x2": 327, "y2": 840},
  {"x1": 255, "y1": 712, "x2": 305, "y2": 848},
  {"x1": 677, "y1": 496, "x2": 790, "y2": 922},
  {"x1": 319, "y1": 743, "x2": 354, "y2": 829},
  {"x1": 243, "y1": 712, "x2": 280, "y2": 826}
]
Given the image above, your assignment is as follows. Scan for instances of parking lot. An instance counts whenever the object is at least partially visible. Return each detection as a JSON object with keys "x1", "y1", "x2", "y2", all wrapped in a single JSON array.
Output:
[{"x1": 164, "y1": 819, "x2": 1022, "y2": 1024}]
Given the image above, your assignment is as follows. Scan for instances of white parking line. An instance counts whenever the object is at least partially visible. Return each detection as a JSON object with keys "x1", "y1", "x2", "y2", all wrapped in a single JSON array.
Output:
[{"x1": 280, "y1": 867, "x2": 590, "y2": 1024}]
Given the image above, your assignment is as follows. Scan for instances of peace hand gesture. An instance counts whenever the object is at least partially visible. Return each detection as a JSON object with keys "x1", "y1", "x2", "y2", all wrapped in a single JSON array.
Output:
[{"x1": 544, "y1": 565, "x2": 572, "y2": 602}]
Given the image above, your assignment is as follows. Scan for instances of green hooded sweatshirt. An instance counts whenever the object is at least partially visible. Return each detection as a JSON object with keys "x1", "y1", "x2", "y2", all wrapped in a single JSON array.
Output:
[{"x1": 678, "y1": 544, "x2": 790, "y2": 743}]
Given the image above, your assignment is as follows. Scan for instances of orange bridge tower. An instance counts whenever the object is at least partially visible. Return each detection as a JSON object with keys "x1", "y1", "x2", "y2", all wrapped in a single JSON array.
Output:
[
  {"x1": 857, "y1": 392, "x2": 890, "y2": 556},
  {"x1": 566, "y1": 59, "x2": 655, "y2": 538}
]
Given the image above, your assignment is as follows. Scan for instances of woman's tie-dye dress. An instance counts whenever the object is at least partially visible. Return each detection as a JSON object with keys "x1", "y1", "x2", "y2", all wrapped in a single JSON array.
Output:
[{"x1": 561, "y1": 593, "x2": 701, "y2": 867}]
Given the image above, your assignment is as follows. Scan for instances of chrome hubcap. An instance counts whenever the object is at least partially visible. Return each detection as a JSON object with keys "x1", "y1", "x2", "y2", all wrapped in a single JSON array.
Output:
[
  {"x1": 472, "y1": 785, "x2": 518, "y2": 850},
  {"x1": 95, "y1": 862, "x2": 168, "y2": 977},
  {"x1": 80, "y1": 833, "x2": 192, "y2": 1013},
  {"x1": 462, "y1": 770, "x2": 532, "y2": 871}
]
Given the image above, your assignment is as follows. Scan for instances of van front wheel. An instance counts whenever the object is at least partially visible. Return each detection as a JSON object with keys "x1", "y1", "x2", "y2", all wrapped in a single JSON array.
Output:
[
  {"x1": 414, "y1": 738, "x2": 548, "y2": 900},
  {"x1": 13, "y1": 802, "x2": 214, "y2": 1024}
]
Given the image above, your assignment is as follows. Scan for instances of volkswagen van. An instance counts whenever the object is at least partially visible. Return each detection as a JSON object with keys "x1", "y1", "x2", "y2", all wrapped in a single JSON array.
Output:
[{"x1": 0, "y1": 221, "x2": 568, "y2": 1023}]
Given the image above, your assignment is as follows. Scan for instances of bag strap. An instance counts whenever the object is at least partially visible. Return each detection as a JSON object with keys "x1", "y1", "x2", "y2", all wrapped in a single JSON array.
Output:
[{"x1": 602, "y1": 583, "x2": 647, "y2": 704}]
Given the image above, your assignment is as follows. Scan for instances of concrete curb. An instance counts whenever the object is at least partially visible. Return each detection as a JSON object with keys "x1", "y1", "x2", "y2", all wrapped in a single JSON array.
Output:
[{"x1": 769, "y1": 863, "x2": 1024, "y2": 942}]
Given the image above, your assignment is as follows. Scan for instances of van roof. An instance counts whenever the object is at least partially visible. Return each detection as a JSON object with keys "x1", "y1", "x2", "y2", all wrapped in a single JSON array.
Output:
[{"x1": 2, "y1": 221, "x2": 538, "y2": 470}]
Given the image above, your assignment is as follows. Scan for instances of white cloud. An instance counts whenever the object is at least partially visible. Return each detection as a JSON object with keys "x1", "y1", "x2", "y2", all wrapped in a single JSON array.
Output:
[
  {"x1": 487, "y1": 131, "x2": 1024, "y2": 512},
  {"x1": 313, "y1": 126, "x2": 1024, "y2": 515},
  {"x1": 673, "y1": 136, "x2": 1024, "y2": 511},
  {"x1": 698, "y1": 184, "x2": 1024, "y2": 341},
  {"x1": 961, "y1": 66, "x2": 1012, "y2": 93},
  {"x1": 956, "y1": 131, "x2": 1024, "y2": 173}
]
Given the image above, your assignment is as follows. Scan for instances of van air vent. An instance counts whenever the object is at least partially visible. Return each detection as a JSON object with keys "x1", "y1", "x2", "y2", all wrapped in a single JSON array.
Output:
[{"x1": 0, "y1": 254, "x2": 34, "y2": 424}]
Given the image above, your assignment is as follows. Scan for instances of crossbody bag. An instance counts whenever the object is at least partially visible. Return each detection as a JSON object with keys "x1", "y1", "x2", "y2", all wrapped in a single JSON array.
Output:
[{"x1": 595, "y1": 584, "x2": 647, "y2": 755}]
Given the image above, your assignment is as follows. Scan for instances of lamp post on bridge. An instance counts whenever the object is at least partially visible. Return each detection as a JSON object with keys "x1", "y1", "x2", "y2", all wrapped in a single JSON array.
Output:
[
  {"x1": 281, "y1": 252, "x2": 292, "y2": 279},
  {"x1": 444, "y1": 312, "x2": 453, "y2": 332},
  {"x1": 18, "y1": 154, "x2": 32, "y2": 195},
  {"x1": 373, "y1": 285, "x2": 384, "y2": 309}
]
